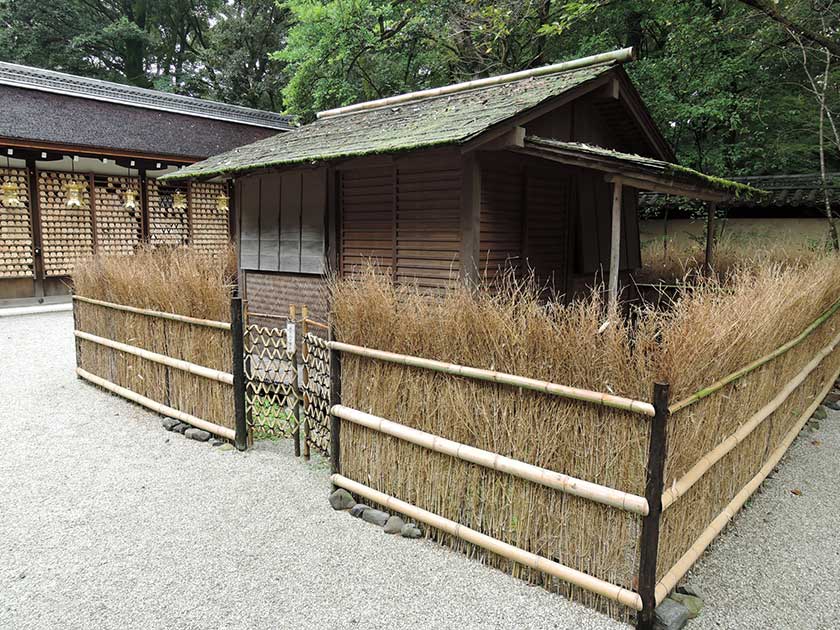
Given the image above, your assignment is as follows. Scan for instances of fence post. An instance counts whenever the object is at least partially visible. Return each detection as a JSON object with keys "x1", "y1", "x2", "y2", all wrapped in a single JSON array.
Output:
[
  {"x1": 637, "y1": 382, "x2": 669, "y2": 630},
  {"x1": 329, "y1": 324, "x2": 342, "y2": 479},
  {"x1": 230, "y1": 295, "x2": 248, "y2": 451},
  {"x1": 289, "y1": 304, "x2": 301, "y2": 457},
  {"x1": 301, "y1": 305, "x2": 311, "y2": 460},
  {"x1": 71, "y1": 292, "x2": 82, "y2": 371}
]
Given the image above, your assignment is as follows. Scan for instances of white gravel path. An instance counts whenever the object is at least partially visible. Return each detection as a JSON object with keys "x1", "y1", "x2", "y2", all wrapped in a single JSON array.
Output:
[
  {"x1": 3, "y1": 312, "x2": 837, "y2": 630},
  {"x1": 0, "y1": 312, "x2": 627, "y2": 630},
  {"x1": 684, "y1": 405, "x2": 840, "y2": 630}
]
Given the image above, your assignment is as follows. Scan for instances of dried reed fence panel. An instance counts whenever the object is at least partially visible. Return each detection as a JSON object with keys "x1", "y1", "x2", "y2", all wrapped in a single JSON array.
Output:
[
  {"x1": 331, "y1": 259, "x2": 840, "y2": 622},
  {"x1": 75, "y1": 299, "x2": 235, "y2": 431},
  {"x1": 72, "y1": 246, "x2": 238, "y2": 436},
  {"x1": 338, "y1": 374, "x2": 649, "y2": 620},
  {"x1": 657, "y1": 307, "x2": 840, "y2": 582}
]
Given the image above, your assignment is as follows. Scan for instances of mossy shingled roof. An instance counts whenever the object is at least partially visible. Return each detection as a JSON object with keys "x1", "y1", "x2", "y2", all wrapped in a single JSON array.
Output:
[
  {"x1": 164, "y1": 63, "x2": 615, "y2": 181},
  {"x1": 523, "y1": 137, "x2": 766, "y2": 199}
]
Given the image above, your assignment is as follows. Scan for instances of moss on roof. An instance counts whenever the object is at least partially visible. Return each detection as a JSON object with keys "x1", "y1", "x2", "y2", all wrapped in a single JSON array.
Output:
[
  {"x1": 163, "y1": 63, "x2": 615, "y2": 181},
  {"x1": 524, "y1": 138, "x2": 767, "y2": 199}
]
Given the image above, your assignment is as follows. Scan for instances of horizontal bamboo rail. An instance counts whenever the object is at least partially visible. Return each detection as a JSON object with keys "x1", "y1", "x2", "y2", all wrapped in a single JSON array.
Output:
[
  {"x1": 304, "y1": 318, "x2": 329, "y2": 330},
  {"x1": 77, "y1": 367, "x2": 236, "y2": 440},
  {"x1": 662, "y1": 328, "x2": 840, "y2": 510},
  {"x1": 328, "y1": 340, "x2": 655, "y2": 417},
  {"x1": 654, "y1": 362, "x2": 840, "y2": 605},
  {"x1": 331, "y1": 473, "x2": 643, "y2": 611},
  {"x1": 73, "y1": 295, "x2": 231, "y2": 330},
  {"x1": 74, "y1": 330, "x2": 234, "y2": 385},
  {"x1": 332, "y1": 404, "x2": 649, "y2": 515},
  {"x1": 669, "y1": 294, "x2": 840, "y2": 413}
]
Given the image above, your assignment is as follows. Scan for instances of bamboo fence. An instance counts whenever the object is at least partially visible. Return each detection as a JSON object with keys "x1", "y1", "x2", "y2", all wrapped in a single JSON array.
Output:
[
  {"x1": 327, "y1": 293, "x2": 840, "y2": 627},
  {"x1": 73, "y1": 295, "x2": 237, "y2": 439}
]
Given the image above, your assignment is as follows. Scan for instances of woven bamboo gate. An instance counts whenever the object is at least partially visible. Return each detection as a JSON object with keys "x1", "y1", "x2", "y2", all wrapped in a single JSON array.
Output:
[
  {"x1": 73, "y1": 294, "x2": 248, "y2": 448},
  {"x1": 323, "y1": 295, "x2": 840, "y2": 628}
]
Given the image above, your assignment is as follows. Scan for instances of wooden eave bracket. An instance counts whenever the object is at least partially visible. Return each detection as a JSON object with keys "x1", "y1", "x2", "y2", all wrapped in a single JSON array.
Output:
[{"x1": 473, "y1": 126, "x2": 526, "y2": 151}]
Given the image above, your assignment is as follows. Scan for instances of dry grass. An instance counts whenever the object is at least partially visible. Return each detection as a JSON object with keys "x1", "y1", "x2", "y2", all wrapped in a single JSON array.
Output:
[
  {"x1": 636, "y1": 233, "x2": 827, "y2": 285},
  {"x1": 331, "y1": 256, "x2": 840, "y2": 618},
  {"x1": 72, "y1": 245, "x2": 236, "y2": 431}
]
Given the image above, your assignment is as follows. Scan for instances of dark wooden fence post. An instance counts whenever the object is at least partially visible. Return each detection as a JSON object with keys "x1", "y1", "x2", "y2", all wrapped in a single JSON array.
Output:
[
  {"x1": 637, "y1": 381, "x2": 670, "y2": 630},
  {"x1": 328, "y1": 325, "x2": 342, "y2": 479},
  {"x1": 231, "y1": 295, "x2": 248, "y2": 451},
  {"x1": 71, "y1": 292, "x2": 82, "y2": 371}
]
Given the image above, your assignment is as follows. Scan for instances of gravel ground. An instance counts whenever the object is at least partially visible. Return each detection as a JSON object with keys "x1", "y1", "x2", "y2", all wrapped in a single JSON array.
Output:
[
  {"x1": 3, "y1": 312, "x2": 837, "y2": 630},
  {"x1": 684, "y1": 406, "x2": 840, "y2": 629},
  {"x1": 0, "y1": 312, "x2": 626, "y2": 630}
]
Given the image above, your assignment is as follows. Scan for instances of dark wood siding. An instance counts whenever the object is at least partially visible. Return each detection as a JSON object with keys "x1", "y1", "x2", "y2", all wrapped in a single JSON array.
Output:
[
  {"x1": 339, "y1": 166, "x2": 394, "y2": 276},
  {"x1": 479, "y1": 165, "x2": 522, "y2": 281},
  {"x1": 524, "y1": 172, "x2": 573, "y2": 293},
  {"x1": 237, "y1": 167, "x2": 328, "y2": 274},
  {"x1": 478, "y1": 155, "x2": 575, "y2": 294},
  {"x1": 339, "y1": 152, "x2": 462, "y2": 290}
]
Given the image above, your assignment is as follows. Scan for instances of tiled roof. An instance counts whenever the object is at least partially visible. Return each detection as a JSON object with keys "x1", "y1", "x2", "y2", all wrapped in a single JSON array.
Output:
[
  {"x1": 639, "y1": 172, "x2": 840, "y2": 210},
  {"x1": 522, "y1": 138, "x2": 764, "y2": 199},
  {"x1": 164, "y1": 62, "x2": 615, "y2": 180},
  {"x1": 0, "y1": 61, "x2": 294, "y2": 131},
  {"x1": 728, "y1": 173, "x2": 840, "y2": 207}
]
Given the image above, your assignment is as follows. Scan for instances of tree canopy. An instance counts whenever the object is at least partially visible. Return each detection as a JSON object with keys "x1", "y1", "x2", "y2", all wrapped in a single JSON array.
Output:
[{"x1": 0, "y1": 0, "x2": 837, "y2": 176}]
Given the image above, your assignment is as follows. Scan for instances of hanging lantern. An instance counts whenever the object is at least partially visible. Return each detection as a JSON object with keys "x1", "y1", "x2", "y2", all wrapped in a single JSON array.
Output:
[
  {"x1": 124, "y1": 189, "x2": 138, "y2": 210},
  {"x1": 172, "y1": 190, "x2": 187, "y2": 210},
  {"x1": 215, "y1": 193, "x2": 229, "y2": 212},
  {"x1": 1, "y1": 180, "x2": 21, "y2": 207},
  {"x1": 65, "y1": 181, "x2": 83, "y2": 208}
]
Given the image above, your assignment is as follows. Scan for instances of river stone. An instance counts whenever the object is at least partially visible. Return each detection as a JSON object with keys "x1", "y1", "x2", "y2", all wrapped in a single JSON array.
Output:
[
  {"x1": 349, "y1": 504, "x2": 369, "y2": 519},
  {"x1": 813, "y1": 405, "x2": 828, "y2": 420},
  {"x1": 400, "y1": 523, "x2": 422, "y2": 539},
  {"x1": 669, "y1": 593, "x2": 703, "y2": 619},
  {"x1": 654, "y1": 598, "x2": 690, "y2": 630},
  {"x1": 329, "y1": 489, "x2": 356, "y2": 511},
  {"x1": 217, "y1": 443, "x2": 235, "y2": 452},
  {"x1": 384, "y1": 515, "x2": 405, "y2": 534},
  {"x1": 361, "y1": 508, "x2": 389, "y2": 527},
  {"x1": 824, "y1": 399, "x2": 840, "y2": 411},
  {"x1": 162, "y1": 418, "x2": 180, "y2": 431},
  {"x1": 173, "y1": 423, "x2": 190, "y2": 434},
  {"x1": 676, "y1": 583, "x2": 706, "y2": 600},
  {"x1": 185, "y1": 428, "x2": 211, "y2": 442}
]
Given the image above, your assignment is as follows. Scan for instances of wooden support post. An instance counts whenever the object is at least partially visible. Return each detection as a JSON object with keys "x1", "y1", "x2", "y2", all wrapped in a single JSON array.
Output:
[
  {"x1": 329, "y1": 324, "x2": 342, "y2": 480},
  {"x1": 26, "y1": 159, "x2": 45, "y2": 299},
  {"x1": 636, "y1": 382, "x2": 670, "y2": 630},
  {"x1": 608, "y1": 178, "x2": 623, "y2": 310},
  {"x1": 139, "y1": 168, "x2": 150, "y2": 243},
  {"x1": 704, "y1": 202, "x2": 717, "y2": 276},
  {"x1": 230, "y1": 295, "x2": 248, "y2": 451},
  {"x1": 301, "y1": 304, "x2": 311, "y2": 460}
]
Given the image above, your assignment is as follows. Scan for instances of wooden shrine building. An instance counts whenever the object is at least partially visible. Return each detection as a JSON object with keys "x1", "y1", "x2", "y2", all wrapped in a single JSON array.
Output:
[
  {"x1": 0, "y1": 61, "x2": 293, "y2": 306},
  {"x1": 165, "y1": 48, "x2": 758, "y2": 319}
]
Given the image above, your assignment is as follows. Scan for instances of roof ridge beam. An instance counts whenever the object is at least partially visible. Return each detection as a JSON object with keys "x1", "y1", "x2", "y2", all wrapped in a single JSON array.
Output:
[{"x1": 317, "y1": 47, "x2": 635, "y2": 120}]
